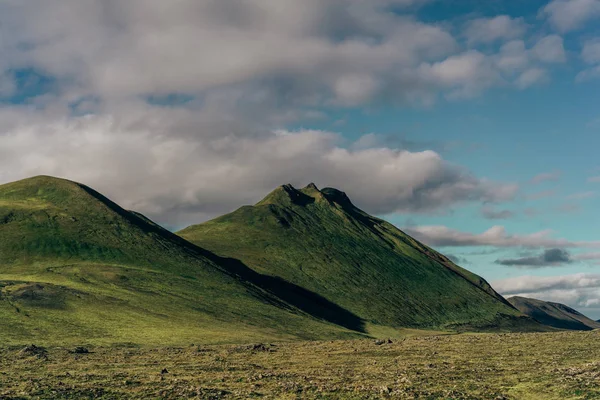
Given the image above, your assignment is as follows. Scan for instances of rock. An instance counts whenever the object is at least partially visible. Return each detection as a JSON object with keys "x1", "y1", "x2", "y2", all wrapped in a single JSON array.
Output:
[
  {"x1": 374, "y1": 339, "x2": 393, "y2": 345},
  {"x1": 72, "y1": 346, "x2": 89, "y2": 354},
  {"x1": 19, "y1": 344, "x2": 48, "y2": 359}
]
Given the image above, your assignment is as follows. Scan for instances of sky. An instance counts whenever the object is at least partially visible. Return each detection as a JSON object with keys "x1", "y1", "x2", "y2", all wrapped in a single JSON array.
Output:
[{"x1": 1, "y1": 0, "x2": 600, "y2": 319}]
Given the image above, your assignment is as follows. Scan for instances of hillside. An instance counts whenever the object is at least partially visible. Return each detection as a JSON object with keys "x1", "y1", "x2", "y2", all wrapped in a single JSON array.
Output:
[
  {"x1": 508, "y1": 296, "x2": 600, "y2": 331},
  {"x1": 179, "y1": 183, "x2": 539, "y2": 333},
  {"x1": 0, "y1": 176, "x2": 363, "y2": 345}
]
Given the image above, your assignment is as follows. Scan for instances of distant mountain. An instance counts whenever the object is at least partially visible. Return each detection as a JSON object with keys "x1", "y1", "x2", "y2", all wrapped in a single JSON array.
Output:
[
  {"x1": 179, "y1": 183, "x2": 541, "y2": 333},
  {"x1": 508, "y1": 297, "x2": 600, "y2": 331},
  {"x1": 0, "y1": 176, "x2": 362, "y2": 345}
]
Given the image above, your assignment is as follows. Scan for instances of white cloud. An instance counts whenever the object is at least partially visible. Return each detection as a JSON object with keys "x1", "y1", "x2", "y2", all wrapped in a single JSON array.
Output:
[
  {"x1": 0, "y1": 108, "x2": 519, "y2": 226},
  {"x1": 495, "y1": 40, "x2": 530, "y2": 72},
  {"x1": 532, "y1": 35, "x2": 566, "y2": 63},
  {"x1": 0, "y1": 2, "x2": 571, "y2": 227},
  {"x1": 576, "y1": 65, "x2": 600, "y2": 81},
  {"x1": 567, "y1": 191, "x2": 596, "y2": 200},
  {"x1": 404, "y1": 225, "x2": 600, "y2": 248},
  {"x1": 582, "y1": 38, "x2": 600, "y2": 64},
  {"x1": 516, "y1": 68, "x2": 548, "y2": 89},
  {"x1": 464, "y1": 15, "x2": 527, "y2": 44},
  {"x1": 493, "y1": 273, "x2": 600, "y2": 319},
  {"x1": 530, "y1": 171, "x2": 562, "y2": 184},
  {"x1": 0, "y1": 0, "x2": 460, "y2": 106},
  {"x1": 542, "y1": 0, "x2": 600, "y2": 32}
]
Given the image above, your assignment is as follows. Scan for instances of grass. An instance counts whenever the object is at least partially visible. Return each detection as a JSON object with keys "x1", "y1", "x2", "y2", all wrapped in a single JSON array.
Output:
[
  {"x1": 1, "y1": 330, "x2": 599, "y2": 399},
  {"x1": 179, "y1": 184, "x2": 540, "y2": 332},
  {"x1": 0, "y1": 176, "x2": 366, "y2": 345}
]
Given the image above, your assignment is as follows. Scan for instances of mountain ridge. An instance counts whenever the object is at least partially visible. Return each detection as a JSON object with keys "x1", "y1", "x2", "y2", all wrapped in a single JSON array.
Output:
[
  {"x1": 180, "y1": 183, "x2": 541, "y2": 333},
  {"x1": 0, "y1": 176, "x2": 364, "y2": 345},
  {"x1": 508, "y1": 296, "x2": 600, "y2": 331}
]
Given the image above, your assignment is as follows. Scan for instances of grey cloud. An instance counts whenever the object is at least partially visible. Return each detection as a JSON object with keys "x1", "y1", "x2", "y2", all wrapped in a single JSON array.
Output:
[
  {"x1": 481, "y1": 206, "x2": 515, "y2": 220},
  {"x1": 404, "y1": 225, "x2": 600, "y2": 248},
  {"x1": 495, "y1": 248, "x2": 572, "y2": 268}
]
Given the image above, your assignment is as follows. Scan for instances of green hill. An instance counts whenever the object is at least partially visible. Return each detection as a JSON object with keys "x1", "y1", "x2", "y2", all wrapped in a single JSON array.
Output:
[
  {"x1": 179, "y1": 183, "x2": 539, "y2": 333},
  {"x1": 508, "y1": 296, "x2": 600, "y2": 331},
  {"x1": 0, "y1": 176, "x2": 363, "y2": 345}
]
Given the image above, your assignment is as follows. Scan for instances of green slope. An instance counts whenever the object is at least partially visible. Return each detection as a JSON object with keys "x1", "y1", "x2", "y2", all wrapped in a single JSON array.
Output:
[
  {"x1": 0, "y1": 176, "x2": 362, "y2": 345},
  {"x1": 179, "y1": 183, "x2": 539, "y2": 333},
  {"x1": 508, "y1": 296, "x2": 600, "y2": 331}
]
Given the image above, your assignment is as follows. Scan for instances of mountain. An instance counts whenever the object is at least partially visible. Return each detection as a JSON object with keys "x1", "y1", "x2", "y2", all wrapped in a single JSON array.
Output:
[
  {"x1": 0, "y1": 176, "x2": 364, "y2": 345},
  {"x1": 179, "y1": 183, "x2": 540, "y2": 333},
  {"x1": 508, "y1": 297, "x2": 600, "y2": 331}
]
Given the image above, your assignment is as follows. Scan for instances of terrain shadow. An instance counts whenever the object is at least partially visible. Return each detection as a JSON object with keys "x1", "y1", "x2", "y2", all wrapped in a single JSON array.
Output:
[
  {"x1": 202, "y1": 253, "x2": 367, "y2": 334},
  {"x1": 79, "y1": 183, "x2": 366, "y2": 333}
]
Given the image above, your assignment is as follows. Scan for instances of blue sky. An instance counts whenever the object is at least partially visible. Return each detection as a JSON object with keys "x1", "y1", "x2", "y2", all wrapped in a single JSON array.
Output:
[{"x1": 1, "y1": 0, "x2": 600, "y2": 318}]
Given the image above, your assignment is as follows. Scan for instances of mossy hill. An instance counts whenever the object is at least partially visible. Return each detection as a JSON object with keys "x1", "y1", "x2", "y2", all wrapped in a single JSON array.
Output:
[
  {"x1": 508, "y1": 296, "x2": 600, "y2": 331},
  {"x1": 179, "y1": 183, "x2": 541, "y2": 332},
  {"x1": 0, "y1": 176, "x2": 365, "y2": 345}
]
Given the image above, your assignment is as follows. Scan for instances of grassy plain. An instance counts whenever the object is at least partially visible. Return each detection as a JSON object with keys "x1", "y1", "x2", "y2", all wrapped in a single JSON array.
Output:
[{"x1": 2, "y1": 330, "x2": 599, "y2": 399}]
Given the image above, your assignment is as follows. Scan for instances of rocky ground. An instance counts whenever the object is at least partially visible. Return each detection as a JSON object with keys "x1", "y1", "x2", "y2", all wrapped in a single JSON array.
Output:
[{"x1": 1, "y1": 330, "x2": 599, "y2": 399}]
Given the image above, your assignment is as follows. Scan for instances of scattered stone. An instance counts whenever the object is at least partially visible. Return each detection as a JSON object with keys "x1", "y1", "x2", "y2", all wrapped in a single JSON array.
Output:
[
  {"x1": 19, "y1": 344, "x2": 48, "y2": 359},
  {"x1": 246, "y1": 343, "x2": 277, "y2": 352},
  {"x1": 72, "y1": 346, "x2": 89, "y2": 354},
  {"x1": 374, "y1": 339, "x2": 393, "y2": 345}
]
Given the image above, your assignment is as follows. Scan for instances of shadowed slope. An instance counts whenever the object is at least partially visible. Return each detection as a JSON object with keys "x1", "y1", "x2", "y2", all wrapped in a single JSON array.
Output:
[
  {"x1": 179, "y1": 183, "x2": 541, "y2": 332},
  {"x1": 508, "y1": 296, "x2": 600, "y2": 331},
  {"x1": 0, "y1": 176, "x2": 363, "y2": 345}
]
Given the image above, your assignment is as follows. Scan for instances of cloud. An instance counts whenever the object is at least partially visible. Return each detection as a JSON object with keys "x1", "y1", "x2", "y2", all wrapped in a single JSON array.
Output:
[
  {"x1": 567, "y1": 191, "x2": 596, "y2": 200},
  {"x1": 541, "y1": 0, "x2": 600, "y2": 32},
  {"x1": 0, "y1": 0, "x2": 463, "y2": 106},
  {"x1": 515, "y1": 68, "x2": 548, "y2": 89},
  {"x1": 578, "y1": 38, "x2": 600, "y2": 81},
  {"x1": 445, "y1": 254, "x2": 469, "y2": 265},
  {"x1": 530, "y1": 171, "x2": 562, "y2": 185},
  {"x1": 532, "y1": 35, "x2": 567, "y2": 63},
  {"x1": 0, "y1": 2, "x2": 572, "y2": 227},
  {"x1": 404, "y1": 225, "x2": 600, "y2": 248},
  {"x1": 525, "y1": 190, "x2": 556, "y2": 200},
  {"x1": 0, "y1": 1, "x2": 564, "y2": 108},
  {"x1": 495, "y1": 248, "x2": 572, "y2": 268},
  {"x1": 574, "y1": 252, "x2": 600, "y2": 261},
  {"x1": 576, "y1": 65, "x2": 600, "y2": 82},
  {"x1": 493, "y1": 273, "x2": 600, "y2": 319},
  {"x1": 464, "y1": 15, "x2": 527, "y2": 44},
  {"x1": 481, "y1": 206, "x2": 515, "y2": 220},
  {"x1": 582, "y1": 38, "x2": 600, "y2": 64},
  {"x1": 0, "y1": 108, "x2": 520, "y2": 226},
  {"x1": 589, "y1": 176, "x2": 600, "y2": 183}
]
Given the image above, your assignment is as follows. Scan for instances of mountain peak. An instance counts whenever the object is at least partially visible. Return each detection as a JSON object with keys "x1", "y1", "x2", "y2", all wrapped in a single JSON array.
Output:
[{"x1": 321, "y1": 187, "x2": 355, "y2": 210}]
